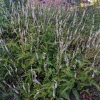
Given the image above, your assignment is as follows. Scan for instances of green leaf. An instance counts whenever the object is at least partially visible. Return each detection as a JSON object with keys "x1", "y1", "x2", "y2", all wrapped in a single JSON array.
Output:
[
  {"x1": 90, "y1": 80, "x2": 100, "y2": 91},
  {"x1": 61, "y1": 87, "x2": 70, "y2": 96},
  {"x1": 72, "y1": 89, "x2": 79, "y2": 100},
  {"x1": 61, "y1": 91, "x2": 70, "y2": 100},
  {"x1": 59, "y1": 98, "x2": 64, "y2": 100},
  {"x1": 46, "y1": 59, "x2": 53, "y2": 66}
]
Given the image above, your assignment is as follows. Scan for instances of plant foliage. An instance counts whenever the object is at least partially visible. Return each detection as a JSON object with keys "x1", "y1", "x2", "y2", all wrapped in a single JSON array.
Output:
[{"x1": 0, "y1": 0, "x2": 100, "y2": 100}]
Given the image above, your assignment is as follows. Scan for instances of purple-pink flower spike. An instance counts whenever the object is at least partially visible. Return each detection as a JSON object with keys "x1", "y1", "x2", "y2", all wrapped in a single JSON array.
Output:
[{"x1": 82, "y1": 0, "x2": 89, "y2": 3}]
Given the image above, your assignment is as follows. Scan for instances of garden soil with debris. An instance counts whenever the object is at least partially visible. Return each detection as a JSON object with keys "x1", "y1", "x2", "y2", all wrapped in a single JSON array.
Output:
[
  {"x1": 70, "y1": 86, "x2": 100, "y2": 100},
  {"x1": 70, "y1": 76, "x2": 100, "y2": 100}
]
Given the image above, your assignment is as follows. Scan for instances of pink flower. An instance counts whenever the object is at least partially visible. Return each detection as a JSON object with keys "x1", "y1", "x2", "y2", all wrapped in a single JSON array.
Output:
[
  {"x1": 82, "y1": 0, "x2": 89, "y2": 3},
  {"x1": 42, "y1": 0, "x2": 62, "y2": 5},
  {"x1": 55, "y1": 0, "x2": 62, "y2": 4},
  {"x1": 29, "y1": 0, "x2": 62, "y2": 5}
]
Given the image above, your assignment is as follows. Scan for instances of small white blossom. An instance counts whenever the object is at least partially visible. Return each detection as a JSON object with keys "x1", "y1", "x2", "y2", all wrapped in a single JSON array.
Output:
[
  {"x1": 73, "y1": 64, "x2": 76, "y2": 69},
  {"x1": 59, "y1": 65, "x2": 62, "y2": 69},
  {"x1": 28, "y1": 83, "x2": 30, "y2": 93},
  {"x1": 36, "y1": 53, "x2": 39, "y2": 60},
  {"x1": 92, "y1": 72, "x2": 94, "y2": 78},
  {"x1": 42, "y1": 52, "x2": 46, "y2": 60},
  {"x1": 18, "y1": 14, "x2": 20, "y2": 24},
  {"x1": 32, "y1": 71, "x2": 41, "y2": 85},
  {"x1": 34, "y1": 90, "x2": 39, "y2": 98},
  {"x1": 52, "y1": 86, "x2": 55, "y2": 98},
  {"x1": 54, "y1": 80, "x2": 57, "y2": 89},
  {"x1": 65, "y1": 56, "x2": 69, "y2": 66},
  {"x1": 22, "y1": 83, "x2": 26, "y2": 92},
  {"x1": 4, "y1": 45, "x2": 9, "y2": 52},
  {"x1": 74, "y1": 72, "x2": 77, "y2": 78},
  {"x1": 44, "y1": 63, "x2": 47, "y2": 71}
]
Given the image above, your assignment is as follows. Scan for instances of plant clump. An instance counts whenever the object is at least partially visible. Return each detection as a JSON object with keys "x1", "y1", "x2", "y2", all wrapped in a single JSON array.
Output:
[{"x1": 0, "y1": 0, "x2": 100, "y2": 100}]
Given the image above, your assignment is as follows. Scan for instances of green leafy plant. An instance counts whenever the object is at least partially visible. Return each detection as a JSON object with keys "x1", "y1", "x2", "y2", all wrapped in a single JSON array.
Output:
[{"x1": 0, "y1": 1, "x2": 100, "y2": 100}]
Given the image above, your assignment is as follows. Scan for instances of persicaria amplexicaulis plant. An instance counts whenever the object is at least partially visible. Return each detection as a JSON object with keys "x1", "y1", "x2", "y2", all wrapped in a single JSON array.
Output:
[{"x1": 0, "y1": 0, "x2": 100, "y2": 100}]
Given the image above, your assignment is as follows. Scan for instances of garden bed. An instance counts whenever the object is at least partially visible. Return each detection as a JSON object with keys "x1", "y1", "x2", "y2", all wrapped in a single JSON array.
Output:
[{"x1": 0, "y1": 1, "x2": 100, "y2": 100}]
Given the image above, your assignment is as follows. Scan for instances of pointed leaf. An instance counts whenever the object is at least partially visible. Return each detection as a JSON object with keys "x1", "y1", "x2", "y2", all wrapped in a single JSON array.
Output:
[{"x1": 72, "y1": 89, "x2": 79, "y2": 100}]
